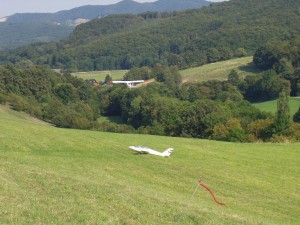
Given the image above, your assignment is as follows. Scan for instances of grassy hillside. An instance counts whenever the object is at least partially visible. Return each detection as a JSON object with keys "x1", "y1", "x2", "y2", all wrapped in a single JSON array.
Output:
[
  {"x1": 1, "y1": 104, "x2": 300, "y2": 224},
  {"x1": 254, "y1": 97, "x2": 300, "y2": 116},
  {"x1": 180, "y1": 57, "x2": 260, "y2": 83},
  {"x1": 72, "y1": 70, "x2": 128, "y2": 82},
  {"x1": 71, "y1": 57, "x2": 257, "y2": 83}
]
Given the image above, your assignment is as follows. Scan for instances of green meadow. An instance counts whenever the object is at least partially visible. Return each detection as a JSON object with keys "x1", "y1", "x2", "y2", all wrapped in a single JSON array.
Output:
[
  {"x1": 72, "y1": 70, "x2": 128, "y2": 82},
  {"x1": 1, "y1": 104, "x2": 300, "y2": 225},
  {"x1": 71, "y1": 57, "x2": 258, "y2": 84},
  {"x1": 180, "y1": 57, "x2": 260, "y2": 83},
  {"x1": 254, "y1": 97, "x2": 300, "y2": 116}
]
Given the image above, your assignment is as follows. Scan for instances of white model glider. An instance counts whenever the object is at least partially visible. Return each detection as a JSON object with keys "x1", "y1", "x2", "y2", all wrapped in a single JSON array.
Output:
[{"x1": 128, "y1": 146, "x2": 173, "y2": 157}]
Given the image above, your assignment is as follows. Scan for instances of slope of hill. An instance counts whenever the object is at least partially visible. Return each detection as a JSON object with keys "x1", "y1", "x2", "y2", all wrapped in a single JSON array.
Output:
[
  {"x1": 2, "y1": 0, "x2": 299, "y2": 71},
  {"x1": 180, "y1": 56, "x2": 260, "y2": 82},
  {"x1": 0, "y1": 0, "x2": 210, "y2": 50},
  {"x1": 70, "y1": 57, "x2": 258, "y2": 83},
  {"x1": 4, "y1": 0, "x2": 210, "y2": 23},
  {"x1": 0, "y1": 22, "x2": 74, "y2": 51},
  {"x1": 1, "y1": 104, "x2": 300, "y2": 224}
]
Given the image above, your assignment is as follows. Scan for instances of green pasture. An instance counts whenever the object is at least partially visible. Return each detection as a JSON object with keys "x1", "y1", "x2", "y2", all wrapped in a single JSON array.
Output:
[
  {"x1": 72, "y1": 70, "x2": 128, "y2": 82},
  {"x1": 0, "y1": 104, "x2": 300, "y2": 224},
  {"x1": 180, "y1": 57, "x2": 260, "y2": 83},
  {"x1": 253, "y1": 97, "x2": 300, "y2": 116},
  {"x1": 71, "y1": 57, "x2": 258, "y2": 84}
]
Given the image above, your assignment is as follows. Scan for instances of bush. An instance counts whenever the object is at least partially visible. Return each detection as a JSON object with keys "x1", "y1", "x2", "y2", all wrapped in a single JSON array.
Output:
[
  {"x1": 7, "y1": 94, "x2": 28, "y2": 111},
  {"x1": 235, "y1": 48, "x2": 248, "y2": 58},
  {"x1": 227, "y1": 127, "x2": 246, "y2": 142},
  {"x1": 70, "y1": 116, "x2": 92, "y2": 130},
  {"x1": 293, "y1": 107, "x2": 300, "y2": 123},
  {"x1": 93, "y1": 121, "x2": 136, "y2": 133},
  {"x1": 246, "y1": 119, "x2": 273, "y2": 140},
  {"x1": 270, "y1": 134, "x2": 292, "y2": 143},
  {"x1": 0, "y1": 92, "x2": 7, "y2": 104},
  {"x1": 212, "y1": 118, "x2": 246, "y2": 142},
  {"x1": 290, "y1": 123, "x2": 300, "y2": 141}
]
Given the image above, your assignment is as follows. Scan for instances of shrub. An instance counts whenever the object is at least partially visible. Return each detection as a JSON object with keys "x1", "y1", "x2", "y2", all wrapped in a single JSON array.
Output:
[
  {"x1": 212, "y1": 118, "x2": 246, "y2": 142},
  {"x1": 235, "y1": 48, "x2": 248, "y2": 58},
  {"x1": 70, "y1": 116, "x2": 92, "y2": 130},
  {"x1": 0, "y1": 92, "x2": 7, "y2": 104},
  {"x1": 7, "y1": 94, "x2": 28, "y2": 111},
  {"x1": 270, "y1": 134, "x2": 292, "y2": 143},
  {"x1": 246, "y1": 119, "x2": 273, "y2": 140},
  {"x1": 290, "y1": 123, "x2": 300, "y2": 141},
  {"x1": 93, "y1": 121, "x2": 136, "y2": 134},
  {"x1": 293, "y1": 107, "x2": 300, "y2": 123}
]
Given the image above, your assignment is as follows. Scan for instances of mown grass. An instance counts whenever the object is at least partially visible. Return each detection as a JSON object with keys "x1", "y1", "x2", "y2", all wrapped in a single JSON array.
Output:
[
  {"x1": 180, "y1": 57, "x2": 260, "y2": 83},
  {"x1": 1, "y1": 105, "x2": 300, "y2": 224},
  {"x1": 72, "y1": 70, "x2": 128, "y2": 82},
  {"x1": 253, "y1": 97, "x2": 300, "y2": 116}
]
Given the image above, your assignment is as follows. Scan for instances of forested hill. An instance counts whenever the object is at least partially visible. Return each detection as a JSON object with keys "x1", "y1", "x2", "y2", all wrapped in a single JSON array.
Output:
[
  {"x1": 0, "y1": 0, "x2": 210, "y2": 50},
  {"x1": 4, "y1": 0, "x2": 210, "y2": 23},
  {"x1": 1, "y1": 0, "x2": 300, "y2": 71}
]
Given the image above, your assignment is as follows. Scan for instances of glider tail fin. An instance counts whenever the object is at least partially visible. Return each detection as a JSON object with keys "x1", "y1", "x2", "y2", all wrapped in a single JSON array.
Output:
[{"x1": 162, "y1": 148, "x2": 173, "y2": 157}]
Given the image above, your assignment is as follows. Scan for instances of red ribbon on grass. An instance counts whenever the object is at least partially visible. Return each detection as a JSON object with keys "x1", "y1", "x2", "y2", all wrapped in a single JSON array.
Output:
[{"x1": 199, "y1": 180, "x2": 226, "y2": 206}]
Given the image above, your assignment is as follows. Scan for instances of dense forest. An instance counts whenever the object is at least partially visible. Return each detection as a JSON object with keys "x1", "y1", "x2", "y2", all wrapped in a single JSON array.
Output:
[
  {"x1": 1, "y1": 0, "x2": 300, "y2": 71},
  {"x1": 0, "y1": 22, "x2": 73, "y2": 51},
  {"x1": 0, "y1": 0, "x2": 210, "y2": 50},
  {"x1": 253, "y1": 38, "x2": 300, "y2": 96}
]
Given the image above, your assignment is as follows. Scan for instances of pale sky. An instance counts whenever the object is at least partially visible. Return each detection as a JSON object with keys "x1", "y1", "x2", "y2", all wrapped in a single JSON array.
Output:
[{"x1": 0, "y1": 0, "x2": 226, "y2": 18}]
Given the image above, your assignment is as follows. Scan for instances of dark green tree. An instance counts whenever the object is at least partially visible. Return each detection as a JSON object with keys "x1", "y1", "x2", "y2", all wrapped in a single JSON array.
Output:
[
  {"x1": 206, "y1": 48, "x2": 220, "y2": 63},
  {"x1": 104, "y1": 74, "x2": 113, "y2": 83},
  {"x1": 293, "y1": 107, "x2": 300, "y2": 123},
  {"x1": 219, "y1": 47, "x2": 233, "y2": 61},
  {"x1": 228, "y1": 70, "x2": 239, "y2": 86},
  {"x1": 253, "y1": 45, "x2": 279, "y2": 70},
  {"x1": 235, "y1": 48, "x2": 248, "y2": 58},
  {"x1": 55, "y1": 84, "x2": 74, "y2": 104},
  {"x1": 273, "y1": 91, "x2": 291, "y2": 135}
]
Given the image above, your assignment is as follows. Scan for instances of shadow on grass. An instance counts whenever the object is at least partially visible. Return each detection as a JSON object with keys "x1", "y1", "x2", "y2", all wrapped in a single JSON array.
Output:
[
  {"x1": 103, "y1": 116, "x2": 126, "y2": 125},
  {"x1": 238, "y1": 62, "x2": 261, "y2": 73}
]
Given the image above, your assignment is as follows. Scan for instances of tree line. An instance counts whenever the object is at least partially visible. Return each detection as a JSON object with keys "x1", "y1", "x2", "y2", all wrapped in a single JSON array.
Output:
[{"x1": 1, "y1": 59, "x2": 300, "y2": 142}]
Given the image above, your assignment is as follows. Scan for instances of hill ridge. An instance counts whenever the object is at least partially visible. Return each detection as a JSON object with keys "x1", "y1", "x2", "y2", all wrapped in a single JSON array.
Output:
[
  {"x1": 0, "y1": 0, "x2": 210, "y2": 49},
  {"x1": 2, "y1": 0, "x2": 300, "y2": 71}
]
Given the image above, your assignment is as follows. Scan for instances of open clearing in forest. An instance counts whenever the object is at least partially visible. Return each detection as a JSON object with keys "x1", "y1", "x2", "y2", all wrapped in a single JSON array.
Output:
[
  {"x1": 72, "y1": 70, "x2": 128, "y2": 82},
  {"x1": 180, "y1": 57, "x2": 260, "y2": 83},
  {"x1": 253, "y1": 97, "x2": 300, "y2": 116},
  {"x1": 71, "y1": 57, "x2": 259, "y2": 84}
]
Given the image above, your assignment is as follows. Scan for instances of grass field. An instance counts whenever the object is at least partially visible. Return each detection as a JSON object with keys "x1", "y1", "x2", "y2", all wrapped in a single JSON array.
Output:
[
  {"x1": 1, "y1": 104, "x2": 300, "y2": 224},
  {"x1": 72, "y1": 70, "x2": 128, "y2": 82},
  {"x1": 71, "y1": 57, "x2": 258, "y2": 84},
  {"x1": 180, "y1": 57, "x2": 260, "y2": 83},
  {"x1": 253, "y1": 97, "x2": 300, "y2": 116}
]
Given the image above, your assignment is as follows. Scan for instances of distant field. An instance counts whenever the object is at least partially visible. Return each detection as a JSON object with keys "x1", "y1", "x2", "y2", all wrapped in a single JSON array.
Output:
[
  {"x1": 72, "y1": 70, "x2": 128, "y2": 82},
  {"x1": 1, "y1": 104, "x2": 300, "y2": 224},
  {"x1": 253, "y1": 97, "x2": 300, "y2": 116},
  {"x1": 180, "y1": 57, "x2": 260, "y2": 83},
  {"x1": 71, "y1": 57, "x2": 258, "y2": 84}
]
